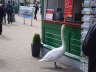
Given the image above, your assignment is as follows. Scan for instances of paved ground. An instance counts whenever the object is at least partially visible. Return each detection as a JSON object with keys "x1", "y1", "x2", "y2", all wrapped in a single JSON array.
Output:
[{"x1": 0, "y1": 13, "x2": 82, "y2": 72}]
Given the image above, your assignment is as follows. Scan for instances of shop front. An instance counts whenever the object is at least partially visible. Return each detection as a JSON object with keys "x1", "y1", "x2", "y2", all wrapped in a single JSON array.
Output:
[{"x1": 41, "y1": 0, "x2": 85, "y2": 71}]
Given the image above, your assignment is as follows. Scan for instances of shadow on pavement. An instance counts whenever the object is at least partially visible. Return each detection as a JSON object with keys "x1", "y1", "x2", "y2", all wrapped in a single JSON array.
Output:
[
  {"x1": 0, "y1": 35, "x2": 12, "y2": 41},
  {"x1": 0, "y1": 59, "x2": 7, "y2": 69},
  {"x1": 41, "y1": 64, "x2": 82, "y2": 72},
  {"x1": 3, "y1": 23, "x2": 19, "y2": 27},
  {"x1": 41, "y1": 66, "x2": 66, "y2": 72}
]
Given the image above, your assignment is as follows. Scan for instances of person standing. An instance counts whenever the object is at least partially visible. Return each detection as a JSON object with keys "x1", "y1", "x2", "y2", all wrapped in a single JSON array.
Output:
[
  {"x1": 34, "y1": 2, "x2": 39, "y2": 20},
  {"x1": 6, "y1": 1, "x2": 14, "y2": 24},
  {"x1": 82, "y1": 24, "x2": 96, "y2": 72},
  {"x1": 11, "y1": 1, "x2": 16, "y2": 22},
  {"x1": 2, "y1": 4, "x2": 7, "y2": 24},
  {"x1": 0, "y1": 4, "x2": 5, "y2": 35}
]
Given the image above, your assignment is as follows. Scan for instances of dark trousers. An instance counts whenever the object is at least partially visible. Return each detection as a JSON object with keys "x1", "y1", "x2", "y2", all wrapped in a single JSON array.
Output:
[
  {"x1": 7, "y1": 13, "x2": 12, "y2": 24},
  {"x1": 0, "y1": 19, "x2": 2, "y2": 35},
  {"x1": 3, "y1": 16, "x2": 6, "y2": 24},
  {"x1": 34, "y1": 13, "x2": 37, "y2": 20},
  {"x1": 88, "y1": 57, "x2": 96, "y2": 72},
  {"x1": 34, "y1": 10, "x2": 38, "y2": 20}
]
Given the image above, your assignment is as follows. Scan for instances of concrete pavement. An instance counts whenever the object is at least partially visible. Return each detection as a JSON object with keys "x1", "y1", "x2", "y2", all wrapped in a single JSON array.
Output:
[{"x1": 0, "y1": 13, "x2": 82, "y2": 72}]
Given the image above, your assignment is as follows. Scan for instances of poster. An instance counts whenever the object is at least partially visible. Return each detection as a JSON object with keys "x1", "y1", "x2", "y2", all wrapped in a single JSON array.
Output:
[
  {"x1": 45, "y1": 9, "x2": 54, "y2": 20},
  {"x1": 19, "y1": 6, "x2": 35, "y2": 18},
  {"x1": 64, "y1": 0, "x2": 73, "y2": 21}
]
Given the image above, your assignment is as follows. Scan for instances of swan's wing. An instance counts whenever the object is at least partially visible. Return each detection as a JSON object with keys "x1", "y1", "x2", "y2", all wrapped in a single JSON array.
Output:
[{"x1": 39, "y1": 47, "x2": 63, "y2": 62}]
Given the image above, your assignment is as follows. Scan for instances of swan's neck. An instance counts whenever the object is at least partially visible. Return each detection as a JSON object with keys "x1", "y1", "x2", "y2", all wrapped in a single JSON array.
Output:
[{"x1": 61, "y1": 24, "x2": 65, "y2": 49}]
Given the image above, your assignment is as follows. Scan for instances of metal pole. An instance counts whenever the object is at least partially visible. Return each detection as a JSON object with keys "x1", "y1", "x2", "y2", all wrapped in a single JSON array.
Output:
[
  {"x1": 30, "y1": 7, "x2": 34, "y2": 26},
  {"x1": 24, "y1": 16, "x2": 25, "y2": 24},
  {"x1": 31, "y1": 17, "x2": 32, "y2": 26},
  {"x1": 30, "y1": 12, "x2": 33, "y2": 26}
]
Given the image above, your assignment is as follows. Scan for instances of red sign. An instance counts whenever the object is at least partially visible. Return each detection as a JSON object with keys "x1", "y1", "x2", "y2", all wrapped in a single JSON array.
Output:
[
  {"x1": 64, "y1": 0, "x2": 73, "y2": 21},
  {"x1": 46, "y1": 9, "x2": 54, "y2": 20}
]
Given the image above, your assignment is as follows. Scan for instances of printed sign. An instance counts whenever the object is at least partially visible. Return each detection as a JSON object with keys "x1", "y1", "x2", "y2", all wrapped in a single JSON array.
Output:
[
  {"x1": 45, "y1": 9, "x2": 54, "y2": 20},
  {"x1": 64, "y1": 0, "x2": 73, "y2": 21},
  {"x1": 19, "y1": 6, "x2": 34, "y2": 18}
]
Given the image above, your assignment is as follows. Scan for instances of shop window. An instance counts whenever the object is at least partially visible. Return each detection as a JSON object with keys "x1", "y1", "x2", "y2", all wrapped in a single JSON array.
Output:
[
  {"x1": 44, "y1": 0, "x2": 64, "y2": 21},
  {"x1": 64, "y1": 0, "x2": 83, "y2": 24},
  {"x1": 72, "y1": 0, "x2": 83, "y2": 23}
]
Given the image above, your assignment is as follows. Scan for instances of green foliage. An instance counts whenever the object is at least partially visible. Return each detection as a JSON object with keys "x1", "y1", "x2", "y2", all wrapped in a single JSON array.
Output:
[{"x1": 33, "y1": 33, "x2": 41, "y2": 43}]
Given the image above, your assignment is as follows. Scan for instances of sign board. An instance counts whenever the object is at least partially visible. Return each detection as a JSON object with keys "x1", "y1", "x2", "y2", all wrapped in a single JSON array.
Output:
[
  {"x1": 64, "y1": 0, "x2": 73, "y2": 21},
  {"x1": 19, "y1": 6, "x2": 34, "y2": 26},
  {"x1": 45, "y1": 9, "x2": 54, "y2": 20},
  {"x1": 19, "y1": 6, "x2": 35, "y2": 18}
]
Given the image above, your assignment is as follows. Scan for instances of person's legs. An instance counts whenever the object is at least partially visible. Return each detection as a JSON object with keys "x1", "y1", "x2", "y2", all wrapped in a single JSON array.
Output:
[
  {"x1": 3, "y1": 16, "x2": 6, "y2": 24},
  {"x1": 4, "y1": 16, "x2": 6, "y2": 24},
  {"x1": 9, "y1": 13, "x2": 13, "y2": 24},
  {"x1": 7, "y1": 14, "x2": 10, "y2": 24},
  {"x1": 34, "y1": 13, "x2": 36, "y2": 19},
  {"x1": 34, "y1": 12, "x2": 37, "y2": 20},
  {"x1": 0, "y1": 25, "x2": 2, "y2": 35},
  {"x1": 35, "y1": 14, "x2": 37, "y2": 20},
  {"x1": 0, "y1": 19, "x2": 2, "y2": 35},
  {"x1": 10, "y1": 14, "x2": 13, "y2": 24},
  {"x1": 12, "y1": 13, "x2": 15, "y2": 22}
]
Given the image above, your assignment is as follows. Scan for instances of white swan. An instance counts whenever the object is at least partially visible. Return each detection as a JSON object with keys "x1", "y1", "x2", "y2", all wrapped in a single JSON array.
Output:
[{"x1": 39, "y1": 24, "x2": 65, "y2": 68}]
